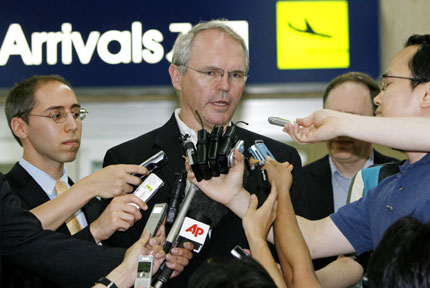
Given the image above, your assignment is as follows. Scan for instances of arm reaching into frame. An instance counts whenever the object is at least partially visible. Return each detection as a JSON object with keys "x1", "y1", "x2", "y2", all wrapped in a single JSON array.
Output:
[
  {"x1": 283, "y1": 109, "x2": 430, "y2": 151},
  {"x1": 93, "y1": 228, "x2": 194, "y2": 288},
  {"x1": 315, "y1": 256, "x2": 364, "y2": 288},
  {"x1": 263, "y1": 160, "x2": 321, "y2": 288},
  {"x1": 31, "y1": 164, "x2": 149, "y2": 231},
  {"x1": 242, "y1": 186, "x2": 286, "y2": 288}
]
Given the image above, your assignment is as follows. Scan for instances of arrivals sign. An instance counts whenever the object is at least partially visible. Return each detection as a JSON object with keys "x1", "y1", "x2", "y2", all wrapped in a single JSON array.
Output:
[{"x1": 0, "y1": 0, "x2": 379, "y2": 91}]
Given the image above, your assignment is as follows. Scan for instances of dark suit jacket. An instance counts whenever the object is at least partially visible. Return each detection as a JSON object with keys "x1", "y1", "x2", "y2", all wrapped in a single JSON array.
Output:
[
  {"x1": 103, "y1": 113, "x2": 304, "y2": 287},
  {"x1": 0, "y1": 172, "x2": 125, "y2": 288},
  {"x1": 4, "y1": 163, "x2": 104, "y2": 288},
  {"x1": 295, "y1": 150, "x2": 397, "y2": 270}
]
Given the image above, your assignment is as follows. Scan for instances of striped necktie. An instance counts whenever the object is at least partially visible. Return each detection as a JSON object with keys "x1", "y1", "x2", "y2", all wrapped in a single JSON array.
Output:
[{"x1": 55, "y1": 180, "x2": 82, "y2": 235}]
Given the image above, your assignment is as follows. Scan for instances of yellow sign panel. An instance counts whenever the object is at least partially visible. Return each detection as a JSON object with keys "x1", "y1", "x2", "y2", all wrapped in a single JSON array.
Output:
[{"x1": 277, "y1": 0, "x2": 350, "y2": 69}]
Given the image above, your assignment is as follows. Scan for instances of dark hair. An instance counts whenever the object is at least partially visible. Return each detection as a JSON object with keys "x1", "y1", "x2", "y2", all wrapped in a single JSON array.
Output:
[
  {"x1": 187, "y1": 258, "x2": 277, "y2": 288},
  {"x1": 5, "y1": 75, "x2": 72, "y2": 146},
  {"x1": 322, "y1": 72, "x2": 379, "y2": 113},
  {"x1": 404, "y1": 35, "x2": 430, "y2": 88},
  {"x1": 367, "y1": 216, "x2": 430, "y2": 288}
]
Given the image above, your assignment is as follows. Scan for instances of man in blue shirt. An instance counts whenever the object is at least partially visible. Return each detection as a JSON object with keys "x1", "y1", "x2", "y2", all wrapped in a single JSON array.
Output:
[{"x1": 286, "y1": 34, "x2": 430, "y2": 260}]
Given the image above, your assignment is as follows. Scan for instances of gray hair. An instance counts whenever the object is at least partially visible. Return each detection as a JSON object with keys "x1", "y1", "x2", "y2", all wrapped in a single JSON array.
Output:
[{"x1": 171, "y1": 19, "x2": 249, "y2": 74}]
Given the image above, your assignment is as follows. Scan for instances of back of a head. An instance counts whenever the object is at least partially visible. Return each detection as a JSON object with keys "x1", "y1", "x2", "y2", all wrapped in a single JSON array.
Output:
[
  {"x1": 187, "y1": 258, "x2": 277, "y2": 288},
  {"x1": 367, "y1": 216, "x2": 430, "y2": 288},
  {"x1": 404, "y1": 34, "x2": 430, "y2": 88}
]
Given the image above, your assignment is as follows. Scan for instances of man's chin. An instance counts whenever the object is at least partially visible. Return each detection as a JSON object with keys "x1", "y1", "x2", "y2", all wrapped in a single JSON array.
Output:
[
  {"x1": 61, "y1": 152, "x2": 79, "y2": 163},
  {"x1": 207, "y1": 117, "x2": 232, "y2": 128},
  {"x1": 331, "y1": 151, "x2": 354, "y2": 162}
]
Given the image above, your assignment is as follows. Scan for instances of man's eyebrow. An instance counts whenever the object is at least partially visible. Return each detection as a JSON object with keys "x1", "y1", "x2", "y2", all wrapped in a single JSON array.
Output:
[{"x1": 43, "y1": 103, "x2": 81, "y2": 112}]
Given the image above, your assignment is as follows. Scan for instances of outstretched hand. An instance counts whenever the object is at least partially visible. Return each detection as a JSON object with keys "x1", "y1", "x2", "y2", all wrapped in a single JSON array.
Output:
[
  {"x1": 186, "y1": 149, "x2": 246, "y2": 207},
  {"x1": 78, "y1": 164, "x2": 149, "y2": 199},
  {"x1": 282, "y1": 109, "x2": 348, "y2": 144},
  {"x1": 263, "y1": 159, "x2": 294, "y2": 192},
  {"x1": 243, "y1": 185, "x2": 278, "y2": 242}
]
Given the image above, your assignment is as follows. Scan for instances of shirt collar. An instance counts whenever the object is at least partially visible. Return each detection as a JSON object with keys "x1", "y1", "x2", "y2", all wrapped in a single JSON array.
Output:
[
  {"x1": 174, "y1": 108, "x2": 233, "y2": 146},
  {"x1": 19, "y1": 158, "x2": 69, "y2": 197},
  {"x1": 399, "y1": 153, "x2": 430, "y2": 173},
  {"x1": 329, "y1": 149, "x2": 375, "y2": 178},
  {"x1": 175, "y1": 108, "x2": 198, "y2": 145}
]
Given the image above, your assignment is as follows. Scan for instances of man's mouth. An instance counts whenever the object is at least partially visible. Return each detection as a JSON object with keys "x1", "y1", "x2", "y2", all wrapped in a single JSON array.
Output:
[
  {"x1": 211, "y1": 100, "x2": 229, "y2": 107},
  {"x1": 63, "y1": 139, "x2": 79, "y2": 146}
]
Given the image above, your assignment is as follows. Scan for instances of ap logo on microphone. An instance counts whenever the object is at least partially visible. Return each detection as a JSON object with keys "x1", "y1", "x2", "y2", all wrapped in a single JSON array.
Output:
[{"x1": 178, "y1": 217, "x2": 210, "y2": 253}]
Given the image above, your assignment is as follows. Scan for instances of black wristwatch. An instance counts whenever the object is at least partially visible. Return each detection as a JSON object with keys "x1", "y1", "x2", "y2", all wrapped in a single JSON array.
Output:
[{"x1": 95, "y1": 276, "x2": 118, "y2": 288}]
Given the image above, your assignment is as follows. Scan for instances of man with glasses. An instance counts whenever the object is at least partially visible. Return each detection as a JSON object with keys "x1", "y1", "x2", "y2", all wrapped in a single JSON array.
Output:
[
  {"x1": 3, "y1": 75, "x2": 153, "y2": 287},
  {"x1": 278, "y1": 34, "x2": 430, "y2": 269},
  {"x1": 103, "y1": 19, "x2": 304, "y2": 287},
  {"x1": 294, "y1": 72, "x2": 396, "y2": 284}
]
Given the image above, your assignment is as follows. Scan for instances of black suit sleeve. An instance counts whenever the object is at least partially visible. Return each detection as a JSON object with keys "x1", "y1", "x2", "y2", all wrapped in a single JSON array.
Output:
[
  {"x1": 72, "y1": 225, "x2": 96, "y2": 242},
  {"x1": 103, "y1": 148, "x2": 121, "y2": 167},
  {"x1": 1, "y1": 175, "x2": 125, "y2": 288}
]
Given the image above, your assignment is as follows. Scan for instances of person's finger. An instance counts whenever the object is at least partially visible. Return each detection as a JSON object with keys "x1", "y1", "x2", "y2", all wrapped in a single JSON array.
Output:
[
  {"x1": 123, "y1": 194, "x2": 148, "y2": 210},
  {"x1": 124, "y1": 164, "x2": 149, "y2": 176},
  {"x1": 247, "y1": 194, "x2": 258, "y2": 210},
  {"x1": 170, "y1": 247, "x2": 193, "y2": 260}
]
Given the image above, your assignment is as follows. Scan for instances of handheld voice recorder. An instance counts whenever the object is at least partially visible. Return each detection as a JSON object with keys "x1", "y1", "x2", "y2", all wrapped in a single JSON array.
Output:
[
  {"x1": 134, "y1": 254, "x2": 153, "y2": 288},
  {"x1": 143, "y1": 203, "x2": 168, "y2": 237},
  {"x1": 131, "y1": 174, "x2": 164, "y2": 208},
  {"x1": 268, "y1": 116, "x2": 292, "y2": 127},
  {"x1": 230, "y1": 245, "x2": 250, "y2": 260},
  {"x1": 248, "y1": 140, "x2": 276, "y2": 163}
]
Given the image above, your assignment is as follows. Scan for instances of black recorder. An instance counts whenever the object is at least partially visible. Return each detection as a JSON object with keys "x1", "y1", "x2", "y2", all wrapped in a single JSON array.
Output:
[
  {"x1": 230, "y1": 245, "x2": 250, "y2": 260},
  {"x1": 137, "y1": 150, "x2": 168, "y2": 177},
  {"x1": 131, "y1": 150, "x2": 168, "y2": 180}
]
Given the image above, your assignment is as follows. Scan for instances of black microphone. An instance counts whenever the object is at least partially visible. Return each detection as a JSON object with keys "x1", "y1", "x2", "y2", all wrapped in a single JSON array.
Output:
[
  {"x1": 153, "y1": 208, "x2": 211, "y2": 288},
  {"x1": 131, "y1": 150, "x2": 168, "y2": 178},
  {"x1": 152, "y1": 183, "x2": 199, "y2": 288},
  {"x1": 218, "y1": 125, "x2": 237, "y2": 174},
  {"x1": 196, "y1": 129, "x2": 211, "y2": 180},
  {"x1": 166, "y1": 171, "x2": 186, "y2": 227},
  {"x1": 208, "y1": 125, "x2": 223, "y2": 177},
  {"x1": 183, "y1": 135, "x2": 203, "y2": 182}
]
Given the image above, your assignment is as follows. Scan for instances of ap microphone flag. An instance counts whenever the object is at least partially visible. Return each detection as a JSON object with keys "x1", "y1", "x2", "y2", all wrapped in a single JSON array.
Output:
[{"x1": 177, "y1": 216, "x2": 210, "y2": 253}]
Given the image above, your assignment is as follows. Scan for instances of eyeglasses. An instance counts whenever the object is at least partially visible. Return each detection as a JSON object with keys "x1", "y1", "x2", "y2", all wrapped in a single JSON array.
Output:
[
  {"x1": 181, "y1": 65, "x2": 248, "y2": 84},
  {"x1": 28, "y1": 108, "x2": 88, "y2": 123},
  {"x1": 379, "y1": 75, "x2": 430, "y2": 91}
]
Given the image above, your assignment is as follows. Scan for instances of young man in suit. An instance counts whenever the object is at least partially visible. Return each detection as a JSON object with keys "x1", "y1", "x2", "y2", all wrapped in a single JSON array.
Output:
[
  {"x1": 3, "y1": 75, "x2": 151, "y2": 287},
  {"x1": 103, "y1": 19, "x2": 304, "y2": 287}
]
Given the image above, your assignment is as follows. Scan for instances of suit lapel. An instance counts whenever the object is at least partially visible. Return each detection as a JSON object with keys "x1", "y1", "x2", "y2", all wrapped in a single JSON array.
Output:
[
  {"x1": 7, "y1": 163, "x2": 51, "y2": 209},
  {"x1": 153, "y1": 114, "x2": 186, "y2": 188},
  {"x1": 309, "y1": 156, "x2": 335, "y2": 216}
]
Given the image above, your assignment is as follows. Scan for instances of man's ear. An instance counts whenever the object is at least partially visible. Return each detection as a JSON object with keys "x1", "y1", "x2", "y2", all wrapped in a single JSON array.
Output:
[
  {"x1": 168, "y1": 64, "x2": 182, "y2": 92},
  {"x1": 421, "y1": 82, "x2": 430, "y2": 108},
  {"x1": 11, "y1": 117, "x2": 29, "y2": 141}
]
